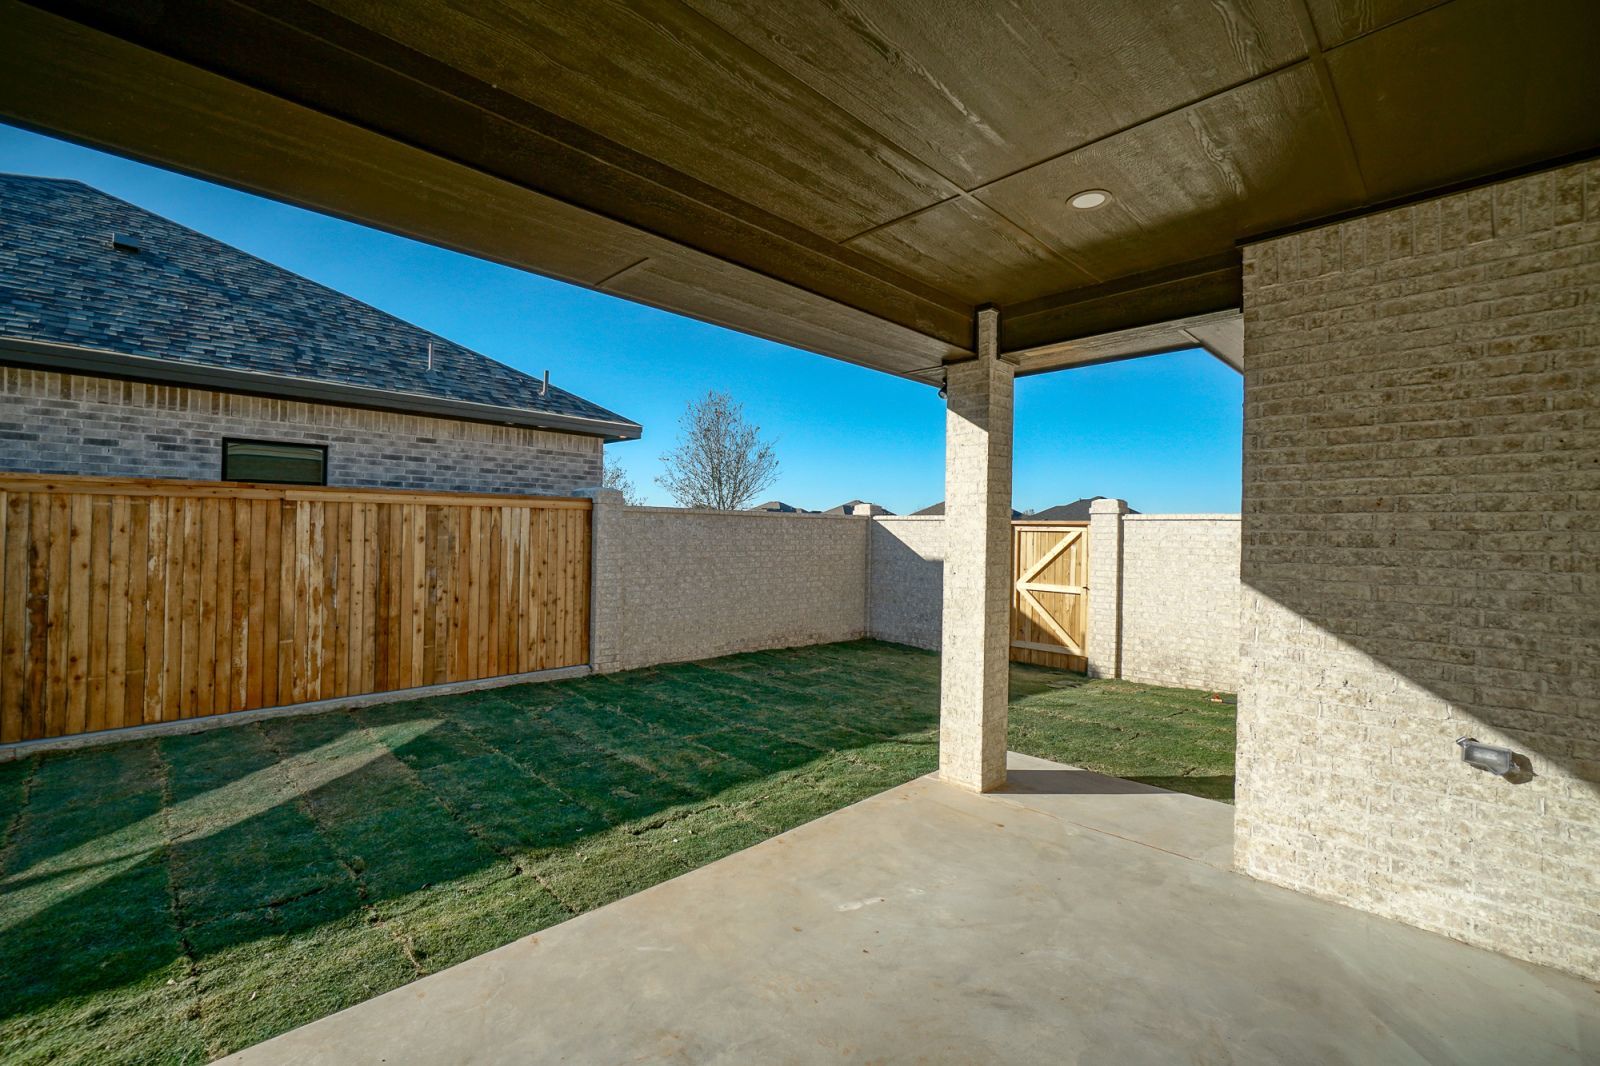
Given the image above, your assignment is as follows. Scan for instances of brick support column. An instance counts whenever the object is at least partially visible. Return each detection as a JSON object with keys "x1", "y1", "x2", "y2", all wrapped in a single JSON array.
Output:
[
  {"x1": 938, "y1": 307, "x2": 1013, "y2": 792},
  {"x1": 574, "y1": 486, "x2": 624, "y2": 674},
  {"x1": 1085, "y1": 497, "x2": 1130, "y2": 679}
]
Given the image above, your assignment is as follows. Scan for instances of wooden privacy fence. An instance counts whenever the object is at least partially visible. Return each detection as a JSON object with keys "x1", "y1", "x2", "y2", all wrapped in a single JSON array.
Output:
[
  {"x1": 1011, "y1": 522, "x2": 1089, "y2": 672},
  {"x1": 0, "y1": 474, "x2": 591, "y2": 744}
]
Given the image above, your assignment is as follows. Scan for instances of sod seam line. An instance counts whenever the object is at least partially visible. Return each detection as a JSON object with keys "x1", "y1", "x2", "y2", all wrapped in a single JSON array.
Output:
[
  {"x1": 558, "y1": 690, "x2": 787, "y2": 836},
  {"x1": 343, "y1": 711, "x2": 583, "y2": 920},
  {"x1": 251, "y1": 722, "x2": 427, "y2": 979},
  {"x1": 151, "y1": 741, "x2": 209, "y2": 1060},
  {"x1": 0, "y1": 755, "x2": 40, "y2": 881},
  {"x1": 553, "y1": 687, "x2": 820, "y2": 840},
  {"x1": 565, "y1": 675, "x2": 934, "y2": 831},
  {"x1": 422, "y1": 702, "x2": 623, "y2": 916}
]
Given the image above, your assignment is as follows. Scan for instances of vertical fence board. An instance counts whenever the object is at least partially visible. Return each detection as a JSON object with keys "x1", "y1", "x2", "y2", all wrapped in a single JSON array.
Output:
[
  {"x1": 166, "y1": 499, "x2": 189, "y2": 722},
  {"x1": 309, "y1": 502, "x2": 328, "y2": 703},
  {"x1": 246, "y1": 500, "x2": 266, "y2": 710},
  {"x1": 409, "y1": 505, "x2": 427, "y2": 690},
  {"x1": 0, "y1": 493, "x2": 19, "y2": 744},
  {"x1": 25, "y1": 497, "x2": 48, "y2": 739},
  {"x1": 124, "y1": 499, "x2": 149, "y2": 729},
  {"x1": 450, "y1": 507, "x2": 467, "y2": 684},
  {"x1": 105, "y1": 497, "x2": 130, "y2": 730},
  {"x1": 142, "y1": 498, "x2": 167, "y2": 724},
  {"x1": 215, "y1": 498, "x2": 235, "y2": 716},
  {"x1": 328, "y1": 502, "x2": 347, "y2": 700}
]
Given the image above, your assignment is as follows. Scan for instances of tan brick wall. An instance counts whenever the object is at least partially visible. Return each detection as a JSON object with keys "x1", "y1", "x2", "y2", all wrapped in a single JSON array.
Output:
[
  {"x1": 612, "y1": 507, "x2": 868, "y2": 671},
  {"x1": 0, "y1": 367, "x2": 602, "y2": 495},
  {"x1": 1084, "y1": 498, "x2": 1128, "y2": 679},
  {"x1": 868, "y1": 509, "x2": 1242, "y2": 691},
  {"x1": 867, "y1": 517, "x2": 944, "y2": 650},
  {"x1": 1236, "y1": 160, "x2": 1600, "y2": 980},
  {"x1": 1120, "y1": 515, "x2": 1240, "y2": 692}
]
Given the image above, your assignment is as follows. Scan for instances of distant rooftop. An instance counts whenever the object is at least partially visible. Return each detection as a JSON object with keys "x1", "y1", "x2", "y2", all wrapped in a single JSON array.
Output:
[
  {"x1": 825, "y1": 500, "x2": 894, "y2": 516},
  {"x1": 0, "y1": 174, "x2": 640, "y2": 440},
  {"x1": 912, "y1": 497, "x2": 1137, "y2": 520},
  {"x1": 912, "y1": 501, "x2": 1022, "y2": 519},
  {"x1": 1029, "y1": 497, "x2": 1140, "y2": 521}
]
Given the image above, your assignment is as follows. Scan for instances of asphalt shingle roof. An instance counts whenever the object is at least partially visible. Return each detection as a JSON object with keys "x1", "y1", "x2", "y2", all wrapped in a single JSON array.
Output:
[
  {"x1": 1030, "y1": 497, "x2": 1140, "y2": 521},
  {"x1": 0, "y1": 175, "x2": 638, "y2": 437}
]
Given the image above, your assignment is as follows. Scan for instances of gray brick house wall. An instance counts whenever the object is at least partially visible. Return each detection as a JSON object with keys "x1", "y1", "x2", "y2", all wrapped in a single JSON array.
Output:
[
  {"x1": 1235, "y1": 159, "x2": 1600, "y2": 981},
  {"x1": 1, "y1": 367, "x2": 602, "y2": 496}
]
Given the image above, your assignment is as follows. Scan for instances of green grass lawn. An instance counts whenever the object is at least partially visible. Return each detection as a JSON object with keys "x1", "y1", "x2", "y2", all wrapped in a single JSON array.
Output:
[{"x1": 0, "y1": 640, "x2": 1234, "y2": 1063}]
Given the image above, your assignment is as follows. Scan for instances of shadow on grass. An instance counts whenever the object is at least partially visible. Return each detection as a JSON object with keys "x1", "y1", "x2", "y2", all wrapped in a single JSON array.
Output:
[
  {"x1": 0, "y1": 641, "x2": 948, "y2": 1055},
  {"x1": 1127, "y1": 776, "x2": 1236, "y2": 802}
]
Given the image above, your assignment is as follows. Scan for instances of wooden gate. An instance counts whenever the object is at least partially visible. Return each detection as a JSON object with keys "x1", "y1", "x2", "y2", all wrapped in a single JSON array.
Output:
[
  {"x1": 1011, "y1": 522, "x2": 1088, "y2": 671},
  {"x1": 0, "y1": 473, "x2": 591, "y2": 744}
]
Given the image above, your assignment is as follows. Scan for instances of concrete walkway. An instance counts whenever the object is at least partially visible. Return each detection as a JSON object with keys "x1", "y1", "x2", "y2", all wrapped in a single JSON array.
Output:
[{"x1": 225, "y1": 753, "x2": 1599, "y2": 1065}]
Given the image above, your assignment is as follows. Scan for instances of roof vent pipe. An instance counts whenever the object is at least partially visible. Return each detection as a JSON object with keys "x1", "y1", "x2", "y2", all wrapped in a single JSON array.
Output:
[{"x1": 541, "y1": 370, "x2": 549, "y2": 396}]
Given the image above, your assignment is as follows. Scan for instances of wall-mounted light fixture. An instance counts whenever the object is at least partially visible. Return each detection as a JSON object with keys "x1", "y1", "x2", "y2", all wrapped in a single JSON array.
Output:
[{"x1": 1456, "y1": 737, "x2": 1517, "y2": 777}]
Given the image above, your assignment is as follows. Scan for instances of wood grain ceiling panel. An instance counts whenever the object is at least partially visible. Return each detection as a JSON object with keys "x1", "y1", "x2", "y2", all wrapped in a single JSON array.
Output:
[
  {"x1": 0, "y1": 2, "x2": 654, "y2": 289},
  {"x1": 844, "y1": 197, "x2": 1097, "y2": 304},
  {"x1": 310, "y1": 0, "x2": 959, "y2": 242},
  {"x1": 605, "y1": 254, "x2": 960, "y2": 379},
  {"x1": 1327, "y1": 0, "x2": 1600, "y2": 201},
  {"x1": 683, "y1": 0, "x2": 1307, "y2": 192},
  {"x1": 973, "y1": 65, "x2": 1364, "y2": 282},
  {"x1": 1299, "y1": 0, "x2": 1450, "y2": 48},
  {"x1": 1001, "y1": 253, "x2": 1242, "y2": 355}
]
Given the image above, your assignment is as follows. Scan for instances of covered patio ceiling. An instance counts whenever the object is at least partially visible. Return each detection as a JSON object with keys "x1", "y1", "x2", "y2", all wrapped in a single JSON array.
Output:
[{"x1": 3, "y1": 0, "x2": 1598, "y2": 381}]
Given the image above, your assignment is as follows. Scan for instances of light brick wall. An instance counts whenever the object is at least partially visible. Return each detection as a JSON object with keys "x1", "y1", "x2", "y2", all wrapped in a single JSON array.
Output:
[
  {"x1": 1236, "y1": 160, "x2": 1600, "y2": 980},
  {"x1": 612, "y1": 507, "x2": 868, "y2": 671},
  {"x1": 0, "y1": 367, "x2": 602, "y2": 495},
  {"x1": 866, "y1": 510, "x2": 1241, "y2": 692},
  {"x1": 867, "y1": 517, "x2": 944, "y2": 650},
  {"x1": 1120, "y1": 515, "x2": 1240, "y2": 692}
]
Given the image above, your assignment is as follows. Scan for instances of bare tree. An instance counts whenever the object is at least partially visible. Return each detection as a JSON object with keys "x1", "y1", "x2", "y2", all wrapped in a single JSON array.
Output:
[
  {"x1": 601, "y1": 452, "x2": 644, "y2": 505},
  {"x1": 657, "y1": 390, "x2": 779, "y2": 509}
]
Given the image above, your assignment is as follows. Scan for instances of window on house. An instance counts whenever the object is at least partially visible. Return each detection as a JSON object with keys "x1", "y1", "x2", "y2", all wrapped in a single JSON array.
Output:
[{"x1": 222, "y1": 439, "x2": 327, "y2": 485}]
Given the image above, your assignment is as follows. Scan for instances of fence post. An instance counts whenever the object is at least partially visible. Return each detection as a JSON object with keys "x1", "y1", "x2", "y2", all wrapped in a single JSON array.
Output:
[
  {"x1": 1086, "y1": 498, "x2": 1129, "y2": 679},
  {"x1": 575, "y1": 486, "x2": 624, "y2": 674}
]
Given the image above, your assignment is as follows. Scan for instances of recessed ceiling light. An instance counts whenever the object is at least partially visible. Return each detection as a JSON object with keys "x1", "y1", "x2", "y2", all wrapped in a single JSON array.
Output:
[{"x1": 1069, "y1": 189, "x2": 1110, "y2": 210}]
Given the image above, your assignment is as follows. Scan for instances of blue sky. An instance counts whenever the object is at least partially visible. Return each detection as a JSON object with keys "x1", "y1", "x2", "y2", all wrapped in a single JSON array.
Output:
[{"x1": 0, "y1": 124, "x2": 1242, "y2": 513}]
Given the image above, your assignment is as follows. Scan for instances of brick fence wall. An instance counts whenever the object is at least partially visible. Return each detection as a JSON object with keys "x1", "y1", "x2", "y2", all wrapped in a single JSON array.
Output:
[
  {"x1": 868, "y1": 517, "x2": 945, "y2": 650},
  {"x1": 865, "y1": 509, "x2": 1240, "y2": 691},
  {"x1": 606, "y1": 505, "x2": 869, "y2": 671},
  {"x1": 0, "y1": 366, "x2": 602, "y2": 496},
  {"x1": 1119, "y1": 515, "x2": 1240, "y2": 691},
  {"x1": 1235, "y1": 159, "x2": 1600, "y2": 980}
]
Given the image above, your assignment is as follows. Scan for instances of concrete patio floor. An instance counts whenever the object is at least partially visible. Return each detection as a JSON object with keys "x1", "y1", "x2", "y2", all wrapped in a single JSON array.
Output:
[{"x1": 224, "y1": 752, "x2": 1598, "y2": 1065}]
